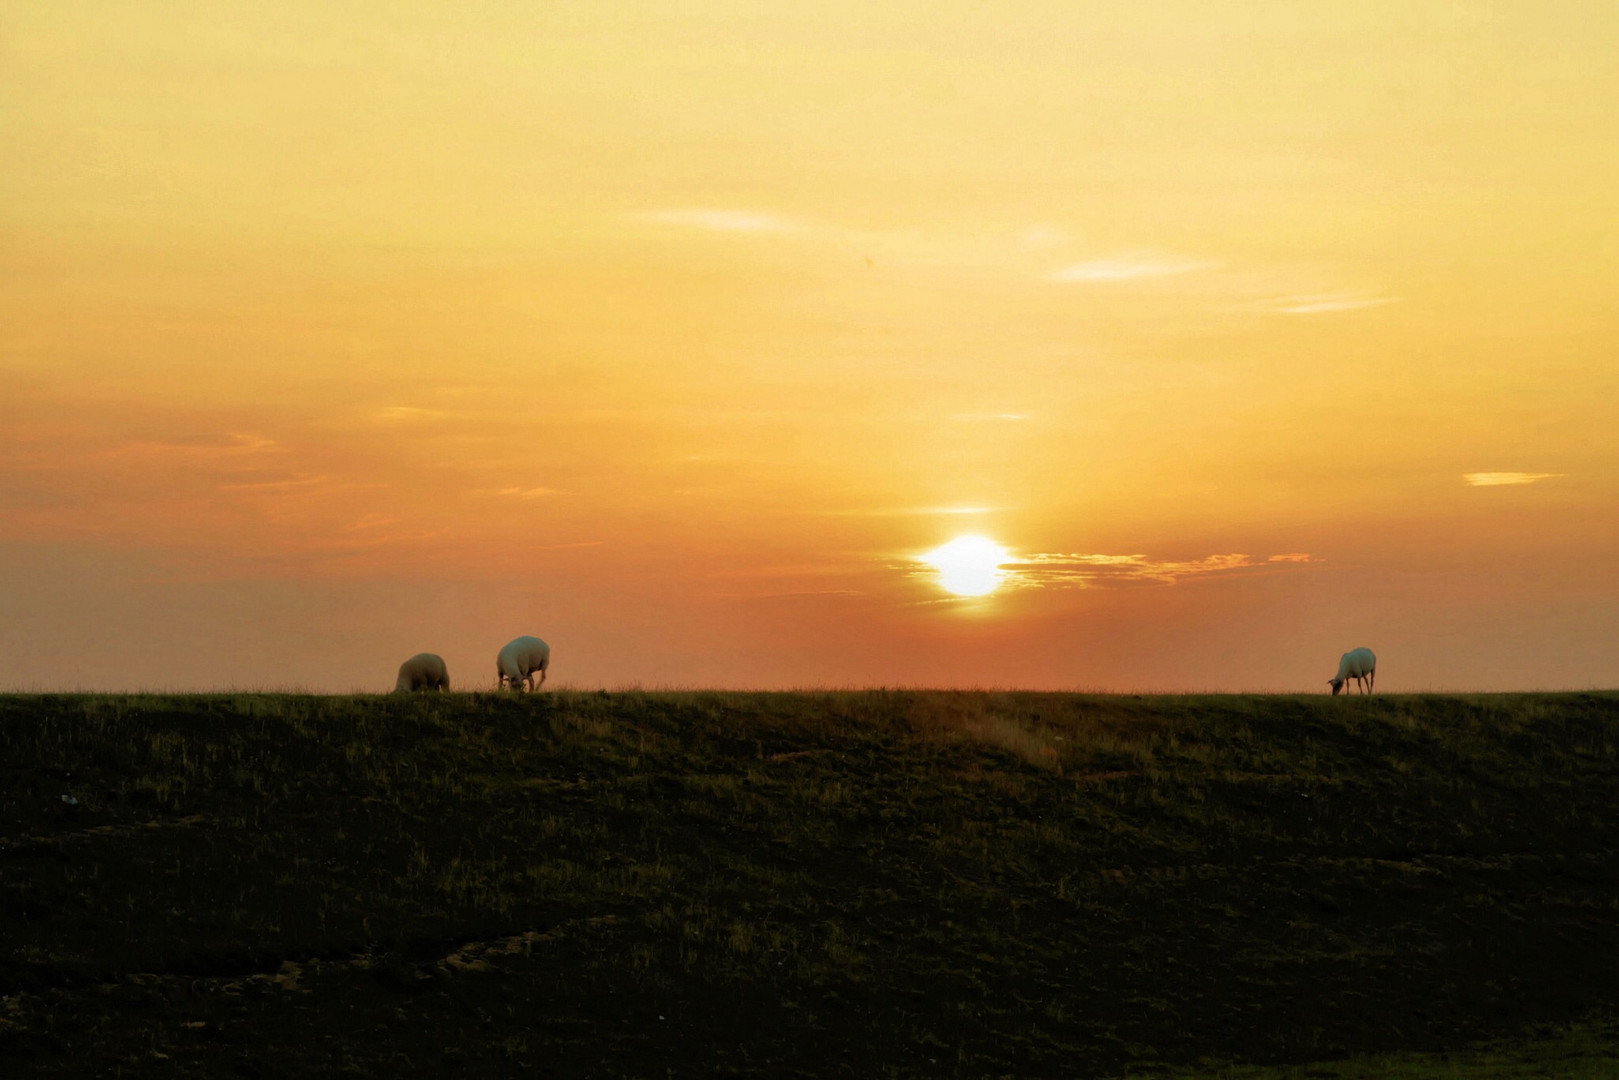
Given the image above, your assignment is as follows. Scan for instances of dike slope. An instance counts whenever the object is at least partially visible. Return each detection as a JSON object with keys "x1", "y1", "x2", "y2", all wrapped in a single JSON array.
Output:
[{"x1": 2, "y1": 691, "x2": 1616, "y2": 1076}]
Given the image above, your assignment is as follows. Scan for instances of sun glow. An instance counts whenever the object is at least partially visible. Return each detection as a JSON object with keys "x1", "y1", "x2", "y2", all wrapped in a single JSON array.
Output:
[{"x1": 923, "y1": 536, "x2": 1012, "y2": 597}]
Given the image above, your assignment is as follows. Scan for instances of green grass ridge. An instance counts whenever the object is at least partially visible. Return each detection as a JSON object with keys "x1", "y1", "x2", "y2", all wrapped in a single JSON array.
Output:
[{"x1": 1, "y1": 690, "x2": 1616, "y2": 1077}]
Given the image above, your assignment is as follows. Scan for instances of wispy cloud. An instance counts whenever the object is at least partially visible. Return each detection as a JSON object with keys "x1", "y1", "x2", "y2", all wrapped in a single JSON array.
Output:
[
  {"x1": 640, "y1": 208, "x2": 795, "y2": 234},
  {"x1": 713, "y1": 563, "x2": 855, "y2": 580},
  {"x1": 713, "y1": 588, "x2": 867, "y2": 601},
  {"x1": 110, "y1": 432, "x2": 278, "y2": 457},
  {"x1": 1269, "y1": 292, "x2": 1394, "y2": 315},
  {"x1": 475, "y1": 486, "x2": 561, "y2": 500},
  {"x1": 818, "y1": 506, "x2": 1000, "y2": 518},
  {"x1": 370, "y1": 406, "x2": 447, "y2": 423},
  {"x1": 343, "y1": 514, "x2": 400, "y2": 532},
  {"x1": 1049, "y1": 253, "x2": 1212, "y2": 283},
  {"x1": 1464, "y1": 472, "x2": 1563, "y2": 487},
  {"x1": 1019, "y1": 225, "x2": 1071, "y2": 250},
  {"x1": 218, "y1": 473, "x2": 331, "y2": 493},
  {"x1": 1007, "y1": 551, "x2": 1313, "y2": 588}
]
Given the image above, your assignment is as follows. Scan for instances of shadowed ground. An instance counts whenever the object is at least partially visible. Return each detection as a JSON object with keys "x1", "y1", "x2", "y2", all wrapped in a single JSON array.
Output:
[{"x1": 1, "y1": 691, "x2": 1615, "y2": 1076}]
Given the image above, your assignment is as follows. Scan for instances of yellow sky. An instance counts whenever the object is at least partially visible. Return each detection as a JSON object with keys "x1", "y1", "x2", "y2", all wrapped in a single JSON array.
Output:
[{"x1": 2, "y1": 2, "x2": 1616, "y2": 690}]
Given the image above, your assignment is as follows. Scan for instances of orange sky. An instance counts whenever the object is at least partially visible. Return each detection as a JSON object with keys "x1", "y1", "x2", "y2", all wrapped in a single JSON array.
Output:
[{"x1": 3, "y1": 3, "x2": 1616, "y2": 691}]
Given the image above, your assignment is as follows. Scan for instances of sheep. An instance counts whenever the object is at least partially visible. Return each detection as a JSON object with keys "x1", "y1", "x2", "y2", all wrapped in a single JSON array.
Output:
[
  {"x1": 395, "y1": 652, "x2": 450, "y2": 692},
  {"x1": 497, "y1": 635, "x2": 551, "y2": 691},
  {"x1": 1329, "y1": 647, "x2": 1376, "y2": 695}
]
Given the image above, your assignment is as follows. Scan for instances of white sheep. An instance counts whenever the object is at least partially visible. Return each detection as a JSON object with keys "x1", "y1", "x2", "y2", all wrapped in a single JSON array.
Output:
[
  {"x1": 395, "y1": 652, "x2": 450, "y2": 692},
  {"x1": 1329, "y1": 647, "x2": 1376, "y2": 695},
  {"x1": 497, "y1": 635, "x2": 551, "y2": 691}
]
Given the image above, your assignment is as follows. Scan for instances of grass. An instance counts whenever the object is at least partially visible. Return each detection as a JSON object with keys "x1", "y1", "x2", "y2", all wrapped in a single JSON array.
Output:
[
  {"x1": 1150, "y1": 1018, "x2": 1619, "y2": 1078},
  {"x1": 0, "y1": 690, "x2": 1616, "y2": 1077}
]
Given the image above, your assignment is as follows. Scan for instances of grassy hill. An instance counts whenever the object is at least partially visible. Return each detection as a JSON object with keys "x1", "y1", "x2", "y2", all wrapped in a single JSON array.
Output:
[{"x1": 1, "y1": 690, "x2": 1616, "y2": 1077}]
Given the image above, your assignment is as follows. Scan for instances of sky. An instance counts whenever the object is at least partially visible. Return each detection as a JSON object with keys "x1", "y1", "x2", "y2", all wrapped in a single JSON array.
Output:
[{"x1": 2, "y1": 2, "x2": 1616, "y2": 692}]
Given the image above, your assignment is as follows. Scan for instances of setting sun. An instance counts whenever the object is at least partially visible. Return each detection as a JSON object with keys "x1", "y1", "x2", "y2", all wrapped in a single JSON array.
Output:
[{"x1": 923, "y1": 536, "x2": 1012, "y2": 598}]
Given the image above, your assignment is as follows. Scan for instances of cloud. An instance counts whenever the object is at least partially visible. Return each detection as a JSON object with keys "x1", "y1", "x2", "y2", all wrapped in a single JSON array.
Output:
[
  {"x1": 1005, "y1": 551, "x2": 1313, "y2": 588},
  {"x1": 818, "y1": 506, "x2": 1000, "y2": 518},
  {"x1": 110, "y1": 432, "x2": 278, "y2": 457},
  {"x1": 1463, "y1": 472, "x2": 1563, "y2": 487},
  {"x1": 1019, "y1": 225, "x2": 1071, "y2": 250},
  {"x1": 1049, "y1": 253, "x2": 1212, "y2": 283},
  {"x1": 218, "y1": 473, "x2": 332, "y2": 493},
  {"x1": 370, "y1": 406, "x2": 447, "y2": 423},
  {"x1": 1269, "y1": 292, "x2": 1394, "y2": 315},
  {"x1": 713, "y1": 588, "x2": 867, "y2": 601},
  {"x1": 475, "y1": 486, "x2": 561, "y2": 500},
  {"x1": 640, "y1": 209, "x2": 795, "y2": 234},
  {"x1": 342, "y1": 514, "x2": 401, "y2": 532}
]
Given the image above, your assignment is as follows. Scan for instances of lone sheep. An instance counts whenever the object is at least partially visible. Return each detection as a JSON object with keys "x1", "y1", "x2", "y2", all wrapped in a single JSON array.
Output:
[
  {"x1": 395, "y1": 652, "x2": 450, "y2": 692},
  {"x1": 1329, "y1": 647, "x2": 1376, "y2": 695},
  {"x1": 497, "y1": 636, "x2": 550, "y2": 691}
]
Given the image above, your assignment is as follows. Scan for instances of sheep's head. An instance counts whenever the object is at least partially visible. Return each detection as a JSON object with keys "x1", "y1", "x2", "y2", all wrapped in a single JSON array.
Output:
[{"x1": 1329, "y1": 678, "x2": 1344, "y2": 695}]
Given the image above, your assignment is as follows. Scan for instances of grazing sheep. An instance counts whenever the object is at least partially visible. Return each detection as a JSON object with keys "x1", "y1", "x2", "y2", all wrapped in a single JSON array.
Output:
[
  {"x1": 1329, "y1": 647, "x2": 1377, "y2": 695},
  {"x1": 497, "y1": 636, "x2": 550, "y2": 691},
  {"x1": 395, "y1": 652, "x2": 450, "y2": 692}
]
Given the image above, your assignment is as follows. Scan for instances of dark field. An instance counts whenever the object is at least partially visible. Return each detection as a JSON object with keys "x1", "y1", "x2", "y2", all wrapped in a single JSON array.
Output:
[{"x1": 1, "y1": 691, "x2": 1616, "y2": 1078}]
